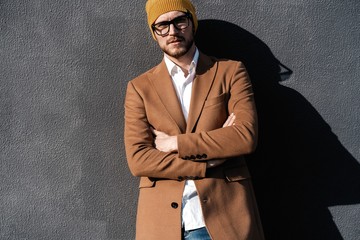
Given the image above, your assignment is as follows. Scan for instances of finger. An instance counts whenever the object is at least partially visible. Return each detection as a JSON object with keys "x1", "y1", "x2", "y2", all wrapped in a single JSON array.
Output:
[
  {"x1": 150, "y1": 127, "x2": 157, "y2": 136},
  {"x1": 228, "y1": 114, "x2": 236, "y2": 126},
  {"x1": 223, "y1": 113, "x2": 235, "y2": 127},
  {"x1": 222, "y1": 114, "x2": 232, "y2": 127},
  {"x1": 152, "y1": 128, "x2": 164, "y2": 137},
  {"x1": 153, "y1": 130, "x2": 169, "y2": 138}
]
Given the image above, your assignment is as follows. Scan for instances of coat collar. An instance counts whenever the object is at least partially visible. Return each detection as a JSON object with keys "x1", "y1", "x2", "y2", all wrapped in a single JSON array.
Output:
[
  {"x1": 147, "y1": 52, "x2": 217, "y2": 134},
  {"x1": 186, "y1": 52, "x2": 217, "y2": 133},
  {"x1": 147, "y1": 60, "x2": 187, "y2": 133}
]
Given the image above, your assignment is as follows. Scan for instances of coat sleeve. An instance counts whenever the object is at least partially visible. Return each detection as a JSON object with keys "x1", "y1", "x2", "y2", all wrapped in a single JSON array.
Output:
[
  {"x1": 177, "y1": 61, "x2": 258, "y2": 161},
  {"x1": 124, "y1": 81, "x2": 207, "y2": 180}
]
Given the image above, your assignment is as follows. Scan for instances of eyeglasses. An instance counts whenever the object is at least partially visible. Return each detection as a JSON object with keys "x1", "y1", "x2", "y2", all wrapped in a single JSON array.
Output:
[{"x1": 152, "y1": 12, "x2": 192, "y2": 37}]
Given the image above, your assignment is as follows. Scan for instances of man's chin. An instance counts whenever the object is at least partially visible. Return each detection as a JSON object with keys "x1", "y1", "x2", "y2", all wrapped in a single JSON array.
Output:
[{"x1": 165, "y1": 48, "x2": 187, "y2": 59}]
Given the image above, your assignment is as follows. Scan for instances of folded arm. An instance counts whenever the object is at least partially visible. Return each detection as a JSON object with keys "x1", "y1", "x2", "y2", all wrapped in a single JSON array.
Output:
[
  {"x1": 124, "y1": 61, "x2": 257, "y2": 180},
  {"x1": 152, "y1": 113, "x2": 236, "y2": 168}
]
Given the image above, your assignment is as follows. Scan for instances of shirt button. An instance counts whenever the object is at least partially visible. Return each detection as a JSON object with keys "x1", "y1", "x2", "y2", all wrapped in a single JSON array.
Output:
[{"x1": 171, "y1": 202, "x2": 179, "y2": 209}]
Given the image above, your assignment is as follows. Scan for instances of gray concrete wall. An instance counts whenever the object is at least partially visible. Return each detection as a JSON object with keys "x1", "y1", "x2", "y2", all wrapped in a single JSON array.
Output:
[{"x1": 1, "y1": 0, "x2": 359, "y2": 239}]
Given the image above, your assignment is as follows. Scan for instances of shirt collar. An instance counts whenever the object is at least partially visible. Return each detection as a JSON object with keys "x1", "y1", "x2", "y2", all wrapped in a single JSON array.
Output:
[{"x1": 164, "y1": 48, "x2": 199, "y2": 76}]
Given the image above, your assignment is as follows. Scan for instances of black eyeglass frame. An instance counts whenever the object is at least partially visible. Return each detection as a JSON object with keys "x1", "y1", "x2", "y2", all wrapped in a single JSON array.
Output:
[{"x1": 151, "y1": 12, "x2": 193, "y2": 37}]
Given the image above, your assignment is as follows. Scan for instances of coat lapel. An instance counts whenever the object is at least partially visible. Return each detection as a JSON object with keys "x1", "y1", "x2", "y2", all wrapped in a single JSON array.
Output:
[
  {"x1": 186, "y1": 53, "x2": 217, "y2": 133},
  {"x1": 147, "y1": 60, "x2": 187, "y2": 133}
]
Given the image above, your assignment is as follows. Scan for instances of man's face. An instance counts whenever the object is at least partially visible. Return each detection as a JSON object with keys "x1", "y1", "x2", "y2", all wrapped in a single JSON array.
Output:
[{"x1": 153, "y1": 11, "x2": 194, "y2": 59}]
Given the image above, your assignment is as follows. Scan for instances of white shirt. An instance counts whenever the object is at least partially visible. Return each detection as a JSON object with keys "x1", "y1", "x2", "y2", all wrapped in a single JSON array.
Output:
[{"x1": 164, "y1": 49, "x2": 206, "y2": 231}]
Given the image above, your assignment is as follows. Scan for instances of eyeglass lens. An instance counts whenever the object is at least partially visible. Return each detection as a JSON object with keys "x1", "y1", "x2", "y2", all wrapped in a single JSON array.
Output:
[{"x1": 153, "y1": 15, "x2": 189, "y2": 36}]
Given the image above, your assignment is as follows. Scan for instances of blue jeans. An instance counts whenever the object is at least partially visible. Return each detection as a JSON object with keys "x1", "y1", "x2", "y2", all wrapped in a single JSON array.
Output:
[{"x1": 182, "y1": 227, "x2": 211, "y2": 240}]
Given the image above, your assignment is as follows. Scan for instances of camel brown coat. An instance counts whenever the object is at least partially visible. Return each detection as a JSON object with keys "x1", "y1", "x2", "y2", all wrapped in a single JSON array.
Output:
[{"x1": 124, "y1": 52, "x2": 265, "y2": 240}]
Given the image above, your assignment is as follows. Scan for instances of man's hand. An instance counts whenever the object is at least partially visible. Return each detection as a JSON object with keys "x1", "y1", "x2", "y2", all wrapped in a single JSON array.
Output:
[
  {"x1": 206, "y1": 113, "x2": 236, "y2": 168},
  {"x1": 151, "y1": 128, "x2": 178, "y2": 152}
]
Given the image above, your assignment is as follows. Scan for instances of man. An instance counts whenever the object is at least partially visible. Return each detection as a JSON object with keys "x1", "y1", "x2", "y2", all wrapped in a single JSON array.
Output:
[{"x1": 124, "y1": 0, "x2": 264, "y2": 239}]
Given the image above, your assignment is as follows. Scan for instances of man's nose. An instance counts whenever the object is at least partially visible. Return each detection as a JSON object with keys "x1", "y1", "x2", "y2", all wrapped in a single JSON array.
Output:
[{"x1": 168, "y1": 23, "x2": 179, "y2": 35}]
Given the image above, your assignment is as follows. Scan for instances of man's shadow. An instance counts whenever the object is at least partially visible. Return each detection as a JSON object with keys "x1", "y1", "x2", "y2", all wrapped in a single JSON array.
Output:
[{"x1": 195, "y1": 20, "x2": 360, "y2": 240}]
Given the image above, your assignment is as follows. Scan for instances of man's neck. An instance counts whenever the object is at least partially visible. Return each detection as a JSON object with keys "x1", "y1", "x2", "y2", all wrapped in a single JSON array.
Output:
[{"x1": 165, "y1": 44, "x2": 196, "y2": 76}]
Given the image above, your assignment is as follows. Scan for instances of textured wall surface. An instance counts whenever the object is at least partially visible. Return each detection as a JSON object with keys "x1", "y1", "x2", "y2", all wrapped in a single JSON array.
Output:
[{"x1": 1, "y1": 0, "x2": 359, "y2": 239}]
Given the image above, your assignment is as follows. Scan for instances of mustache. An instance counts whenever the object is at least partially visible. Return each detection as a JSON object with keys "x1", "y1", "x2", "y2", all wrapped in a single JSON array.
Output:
[{"x1": 167, "y1": 36, "x2": 185, "y2": 44}]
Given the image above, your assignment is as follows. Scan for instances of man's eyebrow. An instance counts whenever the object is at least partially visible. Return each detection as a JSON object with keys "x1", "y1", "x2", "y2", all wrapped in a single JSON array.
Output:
[{"x1": 155, "y1": 14, "x2": 187, "y2": 24}]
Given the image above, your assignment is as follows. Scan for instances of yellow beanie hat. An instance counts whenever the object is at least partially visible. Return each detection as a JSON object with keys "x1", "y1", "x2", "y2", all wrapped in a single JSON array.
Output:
[{"x1": 145, "y1": 0, "x2": 198, "y2": 39}]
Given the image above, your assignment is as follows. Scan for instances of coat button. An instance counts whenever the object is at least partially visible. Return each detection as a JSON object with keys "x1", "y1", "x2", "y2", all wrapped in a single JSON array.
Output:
[
  {"x1": 171, "y1": 202, "x2": 178, "y2": 209},
  {"x1": 201, "y1": 154, "x2": 207, "y2": 159}
]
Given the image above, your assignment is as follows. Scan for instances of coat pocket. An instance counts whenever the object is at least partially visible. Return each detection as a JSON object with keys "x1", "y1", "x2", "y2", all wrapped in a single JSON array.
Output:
[
  {"x1": 203, "y1": 93, "x2": 227, "y2": 109},
  {"x1": 139, "y1": 177, "x2": 156, "y2": 189},
  {"x1": 224, "y1": 163, "x2": 251, "y2": 182}
]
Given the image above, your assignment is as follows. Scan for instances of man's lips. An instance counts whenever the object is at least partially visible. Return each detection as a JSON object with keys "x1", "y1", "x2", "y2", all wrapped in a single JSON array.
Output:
[{"x1": 167, "y1": 37, "x2": 184, "y2": 44}]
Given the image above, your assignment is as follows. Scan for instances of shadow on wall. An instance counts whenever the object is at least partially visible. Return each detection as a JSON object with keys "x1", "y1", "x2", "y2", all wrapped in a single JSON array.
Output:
[{"x1": 195, "y1": 20, "x2": 360, "y2": 240}]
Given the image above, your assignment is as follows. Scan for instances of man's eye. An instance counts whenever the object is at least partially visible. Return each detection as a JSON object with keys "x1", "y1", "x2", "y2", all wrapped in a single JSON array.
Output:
[
  {"x1": 155, "y1": 23, "x2": 168, "y2": 30},
  {"x1": 174, "y1": 17, "x2": 187, "y2": 24}
]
